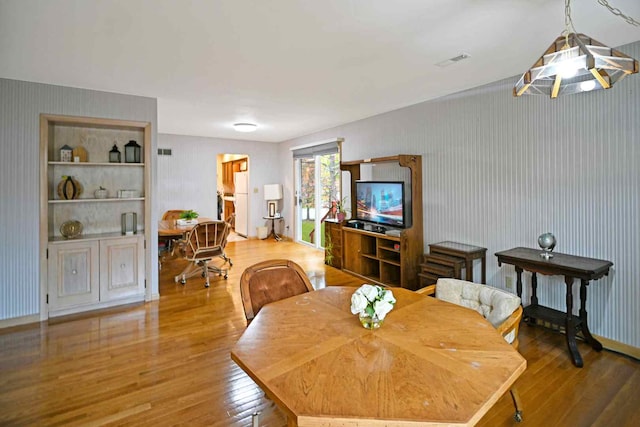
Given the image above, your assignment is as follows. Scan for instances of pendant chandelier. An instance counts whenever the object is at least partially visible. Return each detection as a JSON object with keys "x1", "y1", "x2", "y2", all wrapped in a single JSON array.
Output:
[{"x1": 514, "y1": 0, "x2": 639, "y2": 98}]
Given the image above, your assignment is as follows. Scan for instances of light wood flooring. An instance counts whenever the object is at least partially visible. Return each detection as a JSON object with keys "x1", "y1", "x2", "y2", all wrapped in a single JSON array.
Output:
[{"x1": 1, "y1": 239, "x2": 638, "y2": 426}]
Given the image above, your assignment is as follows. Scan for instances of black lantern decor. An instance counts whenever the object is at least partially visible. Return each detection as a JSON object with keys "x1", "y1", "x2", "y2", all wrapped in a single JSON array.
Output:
[
  {"x1": 109, "y1": 144, "x2": 121, "y2": 163},
  {"x1": 124, "y1": 140, "x2": 141, "y2": 163}
]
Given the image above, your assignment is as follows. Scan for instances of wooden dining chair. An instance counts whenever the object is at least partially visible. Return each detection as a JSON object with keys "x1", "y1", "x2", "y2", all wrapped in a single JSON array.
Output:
[
  {"x1": 239, "y1": 259, "x2": 314, "y2": 324},
  {"x1": 159, "y1": 210, "x2": 187, "y2": 262},
  {"x1": 417, "y1": 278, "x2": 524, "y2": 422}
]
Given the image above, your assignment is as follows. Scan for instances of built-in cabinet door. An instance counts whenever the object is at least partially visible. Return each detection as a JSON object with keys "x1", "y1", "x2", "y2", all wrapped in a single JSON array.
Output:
[
  {"x1": 48, "y1": 240, "x2": 100, "y2": 310},
  {"x1": 99, "y1": 236, "x2": 145, "y2": 301},
  {"x1": 342, "y1": 229, "x2": 362, "y2": 274}
]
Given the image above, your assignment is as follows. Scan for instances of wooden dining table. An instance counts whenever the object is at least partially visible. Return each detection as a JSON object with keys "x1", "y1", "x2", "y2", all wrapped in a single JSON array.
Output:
[
  {"x1": 231, "y1": 286, "x2": 527, "y2": 426},
  {"x1": 158, "y1": 217, "x2": 213, "y2": 237}
]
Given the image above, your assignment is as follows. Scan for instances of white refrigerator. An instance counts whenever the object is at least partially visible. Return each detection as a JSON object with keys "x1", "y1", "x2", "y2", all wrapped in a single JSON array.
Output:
[{"x1": 233, "y1": 172, "x2": 248, "y2": 237}]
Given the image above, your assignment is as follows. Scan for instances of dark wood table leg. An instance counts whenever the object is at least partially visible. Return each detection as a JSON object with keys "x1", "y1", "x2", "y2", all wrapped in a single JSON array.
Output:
[
  {"x1": 579, "y1": 279, "x2": 603, "y2": 351},
  {"x1": 531, "y1": 273, "x2": 538, "y2": 306},
  {"x1": 515, "y1": 266, "x2": 523, "y2": 299},
  {"x1": 465, "y1": 258, "x2": 473, "y2": 281},
  {"x1": 270, "y1": 219, "x2": 281, "y2": 241},
  {"x1": 481, "y1": 256, "x2": 486, "y2": 284},
  {"x1": 565, "y1": 276, "x2": 583, "y2": 367}
]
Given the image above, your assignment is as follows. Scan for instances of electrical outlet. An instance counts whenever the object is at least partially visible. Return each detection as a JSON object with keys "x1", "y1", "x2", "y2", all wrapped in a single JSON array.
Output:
[{"x1": 505, "y1": 276, "x2": 513, "y2": 291}]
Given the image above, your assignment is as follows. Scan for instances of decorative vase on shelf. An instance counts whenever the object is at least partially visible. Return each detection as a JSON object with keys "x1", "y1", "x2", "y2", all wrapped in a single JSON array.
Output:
[
  {"x1": 94, "y1": 187, "x2": 108, "y2": 199},
  {"x1": 60, "y1": 220, "x2": 83, "y2": 239},
  {"x1": 57, "y1": 176, "x2": 83, "y2": 200}
]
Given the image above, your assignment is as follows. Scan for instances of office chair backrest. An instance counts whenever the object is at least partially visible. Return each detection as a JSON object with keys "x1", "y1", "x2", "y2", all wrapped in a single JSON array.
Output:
[
  {"x1": 240, "y1": 259, "x2": 314, "y2": 323},
  {"x1": 183, "y1": 221, "x2": 229, "y2": 261},
  {"x1": 162, "y1": 210, "x2": 185, "y2": 220}
]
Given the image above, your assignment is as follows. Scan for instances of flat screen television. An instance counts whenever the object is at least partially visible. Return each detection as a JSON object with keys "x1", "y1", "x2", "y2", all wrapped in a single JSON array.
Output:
[{"x1": 355, "y1": 181, "x2": 408, "y2": 228}]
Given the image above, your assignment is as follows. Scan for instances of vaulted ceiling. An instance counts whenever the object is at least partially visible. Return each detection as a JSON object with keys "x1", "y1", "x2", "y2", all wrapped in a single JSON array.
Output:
[{"x1": 1, "y1": 0, "x2": 639, "y2": 142}]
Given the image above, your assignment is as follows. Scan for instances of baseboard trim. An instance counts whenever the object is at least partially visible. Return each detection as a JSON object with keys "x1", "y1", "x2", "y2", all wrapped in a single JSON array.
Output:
[
  {"x1": 595, "y1": 334, "x2": 640, "y2": 360},
  {"x1": 0, "y1": 314, "x2": 40, "y2": 329}
]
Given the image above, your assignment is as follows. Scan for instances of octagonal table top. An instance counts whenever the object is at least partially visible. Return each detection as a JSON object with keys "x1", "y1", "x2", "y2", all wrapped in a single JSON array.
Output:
[{"x1": 231, "y1": 286, "x2": 526, "y2": 426}]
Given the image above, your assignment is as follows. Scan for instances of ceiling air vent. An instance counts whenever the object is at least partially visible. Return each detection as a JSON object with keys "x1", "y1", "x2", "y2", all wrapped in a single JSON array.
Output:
[{"x1": 435, "y1": 53, "x2": 471, "y2": 68}]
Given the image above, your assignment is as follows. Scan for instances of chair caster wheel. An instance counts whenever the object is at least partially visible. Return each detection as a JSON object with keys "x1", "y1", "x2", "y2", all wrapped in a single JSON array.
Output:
[
  {"x1": 230, "y1": 261, "x2": 233, "y2": 267},
  {"x1": 180, "y1": 279, "x2": 186, "y2": 285},
  {"x1": 205, "y1": 283, "x2": 210, "y2": 288},
  {"x1": 224, "y1": 274, "x2": 228, "y2": 279},
  {"x1": 514, "y1": 411, "x2": 523, "y2": 423}
]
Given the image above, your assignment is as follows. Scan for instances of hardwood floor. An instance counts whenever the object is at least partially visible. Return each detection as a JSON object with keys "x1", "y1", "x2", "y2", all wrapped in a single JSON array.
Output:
[{"x1": 1, "y1": 239, "x2": 638, "y2": 426}]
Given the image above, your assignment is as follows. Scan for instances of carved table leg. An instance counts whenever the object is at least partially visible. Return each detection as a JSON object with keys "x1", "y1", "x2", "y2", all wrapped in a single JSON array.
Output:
[
  {"x1": 579, "y1": 279, "x2": 603, "y2": 351},
  {"x1": 515, "y1": 266, "x2": 523, "y2": 299},
  {"x1": 531, "y1": 273, "x2": 538, "y2": 307},
  {"x1": 565, "y1": 276, "x2": 583, "y2": 367}
]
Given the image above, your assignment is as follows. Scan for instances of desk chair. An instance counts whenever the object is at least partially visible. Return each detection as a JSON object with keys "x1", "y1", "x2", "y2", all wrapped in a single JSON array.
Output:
[
  {"x1": 417, "y1": 278, "x2": 524, "y2": 422},
  {"x1": 240, "y1": 259, "x2": 314, "y2": 324},
  {"x1": 174, "y1": 220, "x2": 231, "y2": 287}
]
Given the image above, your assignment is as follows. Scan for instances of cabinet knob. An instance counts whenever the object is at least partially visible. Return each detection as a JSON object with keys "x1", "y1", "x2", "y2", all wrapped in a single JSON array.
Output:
[
  {"x1": 120, "y1": 263, "x2": 126, "y2": 269},
  {"x1": 72, "y1": 269, "x2": 77, "y2": 275}
]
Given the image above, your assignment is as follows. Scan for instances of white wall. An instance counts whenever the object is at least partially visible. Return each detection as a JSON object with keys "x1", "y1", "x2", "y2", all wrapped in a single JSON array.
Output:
[
  {"x1": 0, "y1": 78, "x2": 158, "y2": 323},
  {"x1": 157, "y1": 134, "x2": 282, "y2": 237},
  {"x1": 278, "y1": 40, "x2": 640, "y2": 349}
]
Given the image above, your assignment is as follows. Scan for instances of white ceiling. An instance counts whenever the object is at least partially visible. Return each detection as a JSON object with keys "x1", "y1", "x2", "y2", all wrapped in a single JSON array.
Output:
[{"x1": 1, "y1": 0, "x2": 639, "y2": 142}]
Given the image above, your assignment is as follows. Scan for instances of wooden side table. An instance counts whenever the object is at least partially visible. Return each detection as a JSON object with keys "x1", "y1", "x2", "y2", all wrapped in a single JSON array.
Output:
[
  {"x1": 428, "y1": 241, "x2": 487, "y2": 283},
  {"x1": 495, "y1": 247, "x2": 613, "y2": 367},
  {"x1": 262, "y1": 216, "x2": 283, "y2": 241}
]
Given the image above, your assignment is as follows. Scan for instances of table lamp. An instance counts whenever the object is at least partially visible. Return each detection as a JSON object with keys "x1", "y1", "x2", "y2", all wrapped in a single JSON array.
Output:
[{"x1": 264, "y1": 184, "x2": 283, "y2": 217}]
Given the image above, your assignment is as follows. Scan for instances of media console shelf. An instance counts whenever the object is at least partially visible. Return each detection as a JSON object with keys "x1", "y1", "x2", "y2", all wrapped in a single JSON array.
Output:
[{"x1": 340, "y1": 155, "x2": 423, "y2": 289}]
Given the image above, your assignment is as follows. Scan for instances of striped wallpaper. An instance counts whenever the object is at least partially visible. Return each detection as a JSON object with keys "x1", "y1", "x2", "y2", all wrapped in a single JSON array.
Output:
[
  {"x1": 280, "y1": 40, "x2": 640, "y2": 349},
  {"x1": 0, "y1": 78, "x2": 157, "y2": 322}
]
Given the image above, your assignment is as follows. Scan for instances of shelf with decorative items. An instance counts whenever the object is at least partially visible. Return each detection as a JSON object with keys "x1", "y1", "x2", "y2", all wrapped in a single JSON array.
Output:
[{"x1": 40, "y1": 114, "x2": 151, "y2": 318}]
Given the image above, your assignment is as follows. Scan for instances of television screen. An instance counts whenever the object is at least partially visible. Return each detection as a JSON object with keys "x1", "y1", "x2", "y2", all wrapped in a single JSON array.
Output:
[{"x1": 355, "y1": 181, "x2": 405, "y2": 228}]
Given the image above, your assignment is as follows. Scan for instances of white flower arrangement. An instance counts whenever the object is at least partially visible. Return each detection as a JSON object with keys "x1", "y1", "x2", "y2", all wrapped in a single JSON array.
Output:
[{"x1": 350, "y1": 284, "x2": 396, "y2": 323}]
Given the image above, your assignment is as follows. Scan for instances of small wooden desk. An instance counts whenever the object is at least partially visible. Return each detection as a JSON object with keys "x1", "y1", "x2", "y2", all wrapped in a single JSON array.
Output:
[
  {"x1": 495, "y1": 247, "x2": 613, "y2": 367},
  {"x1": 429, "y1": 241, "x2": 488, "y2": 283},
  {"x1": 231, "y1": 286, "x2": 526, "y2": 426}
]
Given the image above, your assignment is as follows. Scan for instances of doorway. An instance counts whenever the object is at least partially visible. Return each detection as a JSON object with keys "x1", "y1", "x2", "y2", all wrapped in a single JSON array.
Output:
[
  {"x1": 294, "y1": 151, "x2": 341, "y2": 248},
  {"x1": 217, "y1": 154, "x2": 249, "y2": 240}
]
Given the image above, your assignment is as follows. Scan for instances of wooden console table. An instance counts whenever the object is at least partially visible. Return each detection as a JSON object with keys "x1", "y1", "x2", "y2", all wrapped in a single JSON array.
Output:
[{"x1": 495, "y1": 247, "x2": 613, "y2": 367}]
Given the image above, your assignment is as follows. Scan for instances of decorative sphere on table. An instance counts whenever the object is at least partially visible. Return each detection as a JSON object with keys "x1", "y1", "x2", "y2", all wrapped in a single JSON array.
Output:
[{"x1": 538, "y1": 232, "x2": 556, "y2": 259}]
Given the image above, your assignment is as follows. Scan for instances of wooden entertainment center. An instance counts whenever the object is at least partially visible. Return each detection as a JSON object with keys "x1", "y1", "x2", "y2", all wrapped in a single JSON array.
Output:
[{"x1": 339, "y1": 155, "x2": 423, "y2": 290}]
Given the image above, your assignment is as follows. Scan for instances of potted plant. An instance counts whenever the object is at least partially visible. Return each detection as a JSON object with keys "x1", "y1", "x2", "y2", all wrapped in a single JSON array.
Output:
[
  {"x1": 177, "y1": 209, "x2": 199, "y2": 225},
  {"x1": 336, "y1": 197, "x2": 349, "y2": 222},
  {"x1": 324, "y1": 233, "x2": 334, "y2": 266}
]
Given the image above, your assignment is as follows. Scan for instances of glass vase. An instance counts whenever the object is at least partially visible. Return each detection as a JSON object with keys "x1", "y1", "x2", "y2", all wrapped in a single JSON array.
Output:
[{"x1": 359, "y1": 313, "x2": 383, "y2": 329}]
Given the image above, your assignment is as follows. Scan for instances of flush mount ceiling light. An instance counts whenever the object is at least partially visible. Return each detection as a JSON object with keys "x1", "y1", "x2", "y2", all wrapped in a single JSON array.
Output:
[
  {"x1": 233, "y1": 123, "x2": 258, "y2": 132},
  {"x1": 514, "y1": 0, "x2": 639, "y2": 98}
]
